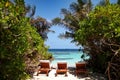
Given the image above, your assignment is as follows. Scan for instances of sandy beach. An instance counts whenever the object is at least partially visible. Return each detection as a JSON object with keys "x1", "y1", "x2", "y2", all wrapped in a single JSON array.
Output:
[
  {"x1": 30, "y1": 67, "x2": 106, "y2": 80},
  {"x1": 32, "y1": 69, "x2": 89, "y2": 80}
]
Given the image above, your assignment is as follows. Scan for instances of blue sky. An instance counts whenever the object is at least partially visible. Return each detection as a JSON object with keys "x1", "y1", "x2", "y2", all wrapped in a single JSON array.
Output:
[{"x1": 25, "y1": 0, "x2": 117, "y2": 49}]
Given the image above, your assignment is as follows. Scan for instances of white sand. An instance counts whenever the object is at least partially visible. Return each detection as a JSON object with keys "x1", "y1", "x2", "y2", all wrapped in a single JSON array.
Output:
[
  {"x1": 30, "y1": 61, "x2": 106, "y2": 80},
  {"x1": 31, "y1": 69, "x2": 91, "y2": 80}
]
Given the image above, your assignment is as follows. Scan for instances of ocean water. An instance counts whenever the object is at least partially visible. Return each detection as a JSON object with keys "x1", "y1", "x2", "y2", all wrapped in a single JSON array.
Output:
[{"x1": 49, "y1": 49, "x2": 89, "y2": 67}]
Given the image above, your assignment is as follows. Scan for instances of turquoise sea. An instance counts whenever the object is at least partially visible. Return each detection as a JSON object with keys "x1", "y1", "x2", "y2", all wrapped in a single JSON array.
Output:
[{"x1": 49, "y1": 49, "x2": 89, "y2": 67}]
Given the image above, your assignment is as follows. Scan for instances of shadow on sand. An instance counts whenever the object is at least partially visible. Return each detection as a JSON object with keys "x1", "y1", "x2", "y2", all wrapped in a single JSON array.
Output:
[{"x1": 68, "y1": 67, "x2": 107, "y2": 80}]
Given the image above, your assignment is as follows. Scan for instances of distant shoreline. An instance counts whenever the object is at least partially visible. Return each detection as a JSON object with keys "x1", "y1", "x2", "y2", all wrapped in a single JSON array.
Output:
[{"x1": 48, "y1": 49, "x2": 83, "y2": 52}]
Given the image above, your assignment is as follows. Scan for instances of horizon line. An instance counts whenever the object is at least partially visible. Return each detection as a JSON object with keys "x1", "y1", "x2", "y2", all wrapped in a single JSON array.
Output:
[{"x1": 48, "y1": 48, "x2": 82, "y2": 49}]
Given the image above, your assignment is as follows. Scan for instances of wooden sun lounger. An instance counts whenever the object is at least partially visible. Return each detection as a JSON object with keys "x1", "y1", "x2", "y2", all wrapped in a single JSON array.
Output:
[
  {"x1": 55, "y1": 62, "x2": 68, "y2": 76},
  {"x1": 37, "y1": 61, "x2": 50, "y2": 76},
  {"x1": 75, "y1": 62, "x2": 88, "y2": 76}
]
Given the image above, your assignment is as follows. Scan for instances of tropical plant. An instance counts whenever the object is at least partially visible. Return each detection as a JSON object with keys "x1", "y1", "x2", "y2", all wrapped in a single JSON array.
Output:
[
  {"x1": 75, "y1": 4, "x2": 120, "y2": 80},
  {"x1": 25, "y1": 4, "x2": 53, "y2": 40},
  {"x1": 30, "y1": 17, "x2": 54, "y2": 40},
  {"x1": 0, "y1": 0, "x2": 52, "y2": 79},
  {"x1": 52, "y1": 0, "x2": 92, "y2": 41},
  {"x1": 118, "y1": 0, "x2": 120, "y2": 5}
]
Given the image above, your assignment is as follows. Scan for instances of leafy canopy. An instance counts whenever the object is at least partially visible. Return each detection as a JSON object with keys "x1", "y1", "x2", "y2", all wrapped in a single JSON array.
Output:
[
  {"x1": 75, "y1": 4, "x2": 120, "y2": 79},
  {"x1": 0, "y1": 0, "x2": 51, "y2": 79}
]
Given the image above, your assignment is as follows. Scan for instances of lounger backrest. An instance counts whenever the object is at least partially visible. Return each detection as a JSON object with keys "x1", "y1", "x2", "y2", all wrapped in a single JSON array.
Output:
[
  {"x1": 58, "y1": 63, "x2": 67, "y2": 69},
  {"x1": 40, "y1": 62, "x2": 50, "y2": 68},
  {"x1": 76, "y1": 63, "x2": 86, "y2": 70}
]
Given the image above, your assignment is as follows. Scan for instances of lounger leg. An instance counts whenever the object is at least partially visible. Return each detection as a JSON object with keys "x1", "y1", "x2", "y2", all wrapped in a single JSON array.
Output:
[
  {"x1": 46, "y1": 71, "x2": 49, "y2": 76},
  {"x1": 65, "y1": 72, "x2": 67, "y2": 76},
  {"x1": 85, "y1": 71, "x2": 88, "y2": 76},
  {"x1": 37, "y1": 70, "x2": 39, "y2": 76},
  {"x1": 55, "y1": 72, "x2": 57, "y2": 77},
  {"x1": 75, "y1": 71, "x2": 78, "y2": 76},
  {"x1": 75, "y1": 71, "x2": 76, "y2": 76}
]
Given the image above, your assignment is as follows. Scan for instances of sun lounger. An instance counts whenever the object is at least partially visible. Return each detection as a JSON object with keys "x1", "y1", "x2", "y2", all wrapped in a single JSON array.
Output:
[
  {"x1": 75, "y1": 62, "x2": 88, "y2": 76},
  {"x1": 55, "y1": 62, "x2": 68, "y2": 76},
  {"x1": 37, "y1": 60, "x2": 51, "y2": 76}
]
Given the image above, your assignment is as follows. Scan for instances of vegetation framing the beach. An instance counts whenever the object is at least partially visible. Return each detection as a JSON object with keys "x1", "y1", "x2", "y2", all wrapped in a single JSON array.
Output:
[
  {"x1": 0, "y1": 0, "x2": 52, "y2": 79},
  {"x1": 52, "y1": 0, "x2": 120, "y2": 79},
  {"x1": 75, "y1": 3, "x2": 120, "y2": 80}
]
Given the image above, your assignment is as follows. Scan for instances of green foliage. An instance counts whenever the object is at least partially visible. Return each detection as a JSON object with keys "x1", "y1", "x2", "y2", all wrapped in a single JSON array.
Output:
[
  {"x1": 52, "y1": 0, "x2": 92, "y2": 40},
  {"x1": 75, "y1": 4, "x2": 120, "y2": 79},
  {"x1": 117, "y1": 0, "x2": 120, "y2": 5},
  {"x1": 30, "y1": 17, "x2": 52, "y2": 40},
  {"x1": 0, "y1": 0, "x2": 52, "y2": 80},
  {"x1": 76, "y1": 4, "x2": 120, "y2": 44}
]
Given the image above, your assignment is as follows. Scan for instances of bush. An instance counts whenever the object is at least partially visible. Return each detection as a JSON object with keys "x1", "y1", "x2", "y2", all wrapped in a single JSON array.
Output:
[
  {"x1": 0, "y1": 0, "x2": 51, "y2": 79},
  {"x1": 75, "y1": 4, "x2": 120, "y2": 79}
]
